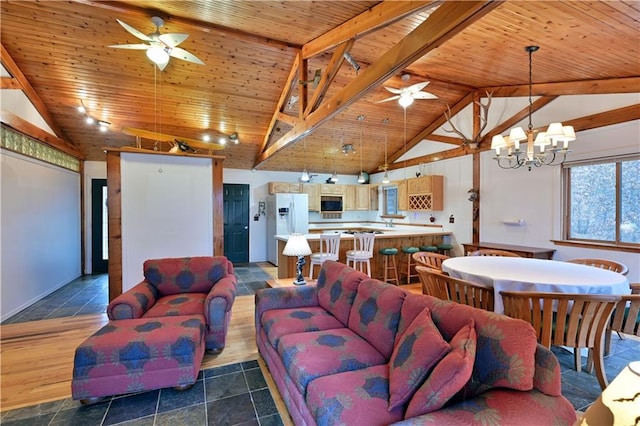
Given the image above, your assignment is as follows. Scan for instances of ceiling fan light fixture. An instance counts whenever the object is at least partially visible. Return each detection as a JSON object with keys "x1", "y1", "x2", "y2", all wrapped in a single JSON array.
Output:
[
  {"x1": 146, "y1": 46, "x2": 170, "y2": 65},
  {"x1": 398, "y1": 92, "x2": 414, "y2": 108}
]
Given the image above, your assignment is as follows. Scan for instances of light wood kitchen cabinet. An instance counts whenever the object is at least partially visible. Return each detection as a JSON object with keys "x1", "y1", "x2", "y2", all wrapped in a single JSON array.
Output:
[
  {"x1": 355, "y1": 185, "x2": 370, "y2": 210},
  {"x1": 303, "y1": 183, "x2": 320, "y2": 211},
  {"x1": 320, "y1": 184, "x2": 344, "y2": 195},
  {"x1": 369, "y1": 185, "x2": 379, "y2": 211},
  {"x1": 268, "y1": 182, "x2": 302, "y2": 194},
  {"x1": 407, "y1": 175, "x2": 443, "y2": 211},
  {"x1": 343, "y1": 185, "x2": 356, "y2": 210},
  {"x1": 397, "y1": 179, "x2": 408, "y2": 211}
]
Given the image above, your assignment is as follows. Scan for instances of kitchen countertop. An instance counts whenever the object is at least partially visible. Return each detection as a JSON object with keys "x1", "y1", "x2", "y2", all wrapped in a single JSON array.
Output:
[{"x1": 275, "y1": 223, "x2": 451, "y2": 241}]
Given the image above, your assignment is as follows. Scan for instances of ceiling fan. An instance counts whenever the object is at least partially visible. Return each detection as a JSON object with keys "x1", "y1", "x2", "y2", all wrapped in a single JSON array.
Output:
[
  {"x1": 109, "y1": 17, "x2": 204, "y2": 71},
  {"x1": 377, "y1": 74, "x2": 438, "y2": 107}
]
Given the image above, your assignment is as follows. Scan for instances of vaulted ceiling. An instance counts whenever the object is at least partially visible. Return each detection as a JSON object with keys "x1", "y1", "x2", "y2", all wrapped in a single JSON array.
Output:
[{"x1": 1, "y1": 1, "x2": 639, "y2": 177}]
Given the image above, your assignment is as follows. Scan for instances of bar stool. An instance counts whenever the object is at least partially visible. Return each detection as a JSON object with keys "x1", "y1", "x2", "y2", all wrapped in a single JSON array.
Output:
[
  {"x1": 437, "y1": 243, "x2": 454, "y2": 256},
  {"x1": 400, "y1": 246, "x2": 420, "y2": 284},
  {"x1": 420, "y1": 245, "x2": 438, "y2": 253},
  {"x1": 378, "y1": 247, "x2": 400, "y2": 286}
]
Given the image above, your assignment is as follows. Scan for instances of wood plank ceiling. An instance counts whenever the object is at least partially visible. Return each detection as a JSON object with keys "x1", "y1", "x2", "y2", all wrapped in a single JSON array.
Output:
[{"x1": 1, "y1": 1, "x2": 639, "y2": 176}]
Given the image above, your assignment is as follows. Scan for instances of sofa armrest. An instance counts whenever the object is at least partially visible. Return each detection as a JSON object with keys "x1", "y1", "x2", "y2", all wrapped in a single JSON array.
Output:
[
  {"x1": 107, "y1": 281, "x2": 158, "y2": 320},
  {"x1": 255, "y1": 285, "x2": 319, "y2": 323},
  {"x1": 205, "y1": 274, "x2": 237, "y2": 315},
  {"x1": 532, "y1": 344, "x2": 562, "y2": 396}
]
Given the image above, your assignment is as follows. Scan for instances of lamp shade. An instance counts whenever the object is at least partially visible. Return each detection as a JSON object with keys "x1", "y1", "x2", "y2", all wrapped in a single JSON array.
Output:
[
  {"x1": 508, "y1": 127, "x2": 527, "y2": 142},
  {"x1": 545, "y1": 122, "x2": 564, "y2": 137},
  {"x1": 491, "y1": 134, "x2": 507, "y2": 150},
  {"x1": 534, "y1": 131, "x2": 549, "y2": 146},
  {"x1": 282, "y1": 233, "x2": 312, "y2": 257}
]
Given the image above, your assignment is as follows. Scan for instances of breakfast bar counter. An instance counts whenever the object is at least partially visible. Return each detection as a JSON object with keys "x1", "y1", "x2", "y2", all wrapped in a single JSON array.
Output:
[{"x1": 275, "y1": 224, "x2": 452, "y2": 279}]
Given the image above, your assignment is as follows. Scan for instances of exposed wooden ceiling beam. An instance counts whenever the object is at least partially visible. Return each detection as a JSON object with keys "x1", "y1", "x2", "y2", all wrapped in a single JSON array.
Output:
[
  {"x1": 258, "y1": 53, "x2": 301, "y2": 154},
  {"x1": 388, "y1": 104, "x2": 640, "y2": 170},
  {"x1": 1, "y1": 110, "x2": 84, "y2": 158},
  {"x1": 302, "y1": 1, "x2": 439, "y2": 59},
  {"x1": 304, "y1": 39, "x2": 355, "y2": 116},
  {"x1": 1, "y1": 43, "x2": 70, "y2": 142},
  {"x1": 254, "y1": 1, "x2": 502, "y2": 169},
  {"x1": 1, "y1": 77, "x2": 21, "y2": 89},
  {"x1": 483, "y1": 77, "x2": 640, "y2": 97},
  {"x1": 72, "y1": 0, "x2": 299, "y2": 50}
]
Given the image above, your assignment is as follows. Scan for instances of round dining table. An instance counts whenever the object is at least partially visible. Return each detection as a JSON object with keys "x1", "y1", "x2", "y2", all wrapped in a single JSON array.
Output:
[{"x1": 441, "y1": 256, "x2": 630, "y2": 313}]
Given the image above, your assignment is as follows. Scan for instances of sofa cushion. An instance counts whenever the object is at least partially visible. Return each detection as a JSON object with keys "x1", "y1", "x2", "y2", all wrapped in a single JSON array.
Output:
[
  {"x1": 306, "y1": 364, "x2": 404, "y2": 426},
  {"x1": 348, "y1": 279, "x2": 406, "y2": 359},
  {"x1": 388, "y1": 308, "x2": 451, "y2": 410},
  {"x1": 261, "y1": 307, "x2": 345, "y2": 349},
  {"x1": 143, "y1": 256, "x2": 229, "y2": 296},
  {"x1": 405, "y1": 319, "x2": 476, "y2": 418},
  {"x1": 317, "y1": 260, "x2": 369, "y2": 326},
  {"x1": 142, "y1": 293, "x2": 205, "y2": 318},
  {"x1": 398, "y1": 293, "x2": 537, "y2": 398},
  {"x1": 278, "y1": 328, "x2": 387, "y2": 396}
]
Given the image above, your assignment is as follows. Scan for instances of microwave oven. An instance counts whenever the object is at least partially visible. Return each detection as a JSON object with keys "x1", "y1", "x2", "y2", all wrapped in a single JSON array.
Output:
[{"x1": 320, "y1": 195, "x2": 343, "y2": 212}]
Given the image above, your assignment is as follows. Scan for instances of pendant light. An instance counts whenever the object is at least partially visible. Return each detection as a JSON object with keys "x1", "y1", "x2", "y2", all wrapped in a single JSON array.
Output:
[
  {"x1": 382, "y1": 118, "x2": 390, "y2": 183},
  {"x1": 357, "y1": 115, "x2": 366, "y2": 183},
  {"x1": 300, "y1": 138, "x2": 310, "y2": 182}
]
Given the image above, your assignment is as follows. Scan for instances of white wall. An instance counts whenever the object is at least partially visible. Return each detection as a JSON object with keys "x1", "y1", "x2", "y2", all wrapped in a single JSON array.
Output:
[
  {"x1": 120, "y1": 153, "x2": 213, "y2": 291},
  {"x1": 1, "y1": 150, "x2": 81, "y2": 321},
  {"x1": 479, "y1": 120, "x2": 640, "y2": 282}
]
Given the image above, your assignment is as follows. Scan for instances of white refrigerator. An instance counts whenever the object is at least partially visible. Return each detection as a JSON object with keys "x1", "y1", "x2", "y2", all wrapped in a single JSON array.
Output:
[{"x1": 266, "y1": 193, "x2": 309, "y2": 265}]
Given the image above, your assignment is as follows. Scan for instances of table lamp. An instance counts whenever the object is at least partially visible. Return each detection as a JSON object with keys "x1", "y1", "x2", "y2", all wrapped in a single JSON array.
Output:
[{"x1": 282, "y1": 233, "x2": 312, "y2": 285}]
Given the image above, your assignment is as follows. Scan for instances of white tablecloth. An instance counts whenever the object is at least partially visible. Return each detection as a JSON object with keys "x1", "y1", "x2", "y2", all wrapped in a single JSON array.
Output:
[{"x1": 442, "y1": 256, "x2": 630, "y2": 313}]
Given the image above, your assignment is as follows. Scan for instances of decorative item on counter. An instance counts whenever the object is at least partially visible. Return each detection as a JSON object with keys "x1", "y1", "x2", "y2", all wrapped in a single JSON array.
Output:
[
  {"x1": 449, "y1": 215, "x2": 455, "y2": 224},
  {"x1": 429, "y1": 215, "x2": 436, "y2": 223},
  {"x1": 282, "y1": 233, "x2": 312, "y2": 285}
]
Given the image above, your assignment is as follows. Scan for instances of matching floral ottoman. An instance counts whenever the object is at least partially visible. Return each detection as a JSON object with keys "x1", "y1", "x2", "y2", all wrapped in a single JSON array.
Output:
[{"x1": 71, "y1": 314, "x2": 206, "y2": 403}]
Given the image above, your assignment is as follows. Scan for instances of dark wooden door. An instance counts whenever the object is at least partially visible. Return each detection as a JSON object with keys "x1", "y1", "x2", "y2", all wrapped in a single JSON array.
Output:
[
  {"x1": 223, "y1": 184, "x2": 250, "y2": 263},
  {"x1": 91, "y1": 179, "x2": 108, "y2": 273}
]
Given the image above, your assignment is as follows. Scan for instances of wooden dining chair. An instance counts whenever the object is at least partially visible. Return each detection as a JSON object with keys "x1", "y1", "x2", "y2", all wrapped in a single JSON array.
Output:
[
  {"x1": 565, "y1": 258, "x2": 629, "y2": 275},
  {"x1": 500, "y1": 291, "x2": 620, "y2": 390},
  {"x1": 468, "y1": 249, "x2": 520, "y2": 257},
  {"x1": 605, "y1": 294, "x2": 640, "y2": 354},
  {"x1": 416, "y1": 265, "x2": 494, "y2": 312},
  {"x1": 412, "y1": 251, "x2": 449, "y2": 271}
]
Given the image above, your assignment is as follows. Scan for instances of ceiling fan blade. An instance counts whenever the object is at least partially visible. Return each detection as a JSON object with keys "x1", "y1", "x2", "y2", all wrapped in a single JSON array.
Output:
[
  {"x1": 108, "y1": 43, "x2": 150, "y2": 50},
  {"x1": 413, "y1": 91, "x2": 438, "y2": 100},
  {"x1": 407, "y1": 81, "x2": 430, "y2": 93},
  {"x1": 375, "y1": 95, "x2": 401, "y2": 104},
  {"x1": 159, "y1": 33, "x2": 189, "y2": 48},
  {"x1": 169, "y1": 47, "x2": 205, "y2": 65},
  {"x1": 116, "y1": 19, "x2": 152, "y2": 42},
  {"x1": 384, "y1": 86, "x2": 403, "y2": 95}
]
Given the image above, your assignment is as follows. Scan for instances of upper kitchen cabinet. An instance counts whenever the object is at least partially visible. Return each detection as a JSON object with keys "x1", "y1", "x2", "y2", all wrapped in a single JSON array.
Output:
[
  {"x1": 343, "y1": 185, "x2": 356, "y2": 210},
  {"x1": 268, "y1": 182, "x2": 302, "y2": 194},
  {"x1": 355, "y1": 185, "x2": 370, "y2": 211},
  {"x1": 320, "y1": 184, "x2": 344, "y2": 195},
  {"x1": 303, "y1": 183, "x2": 320, "y2": 211},
  {"x1": 407, "y1": 175, "x2": 443, "y2": 211}
]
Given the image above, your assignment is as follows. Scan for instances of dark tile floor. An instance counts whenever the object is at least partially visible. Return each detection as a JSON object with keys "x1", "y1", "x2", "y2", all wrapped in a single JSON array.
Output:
[
  {"x1": 3, "y1": 263, "x2": 639, "y2": 416},
  {"x1": 0, "y1": 360, "x2": 283, "y2": 426}
]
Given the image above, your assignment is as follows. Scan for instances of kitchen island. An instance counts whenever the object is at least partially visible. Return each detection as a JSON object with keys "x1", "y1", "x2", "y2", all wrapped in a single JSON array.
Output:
[{"x1": 275, "y1": 223, "x2": 452, "y2": 280}]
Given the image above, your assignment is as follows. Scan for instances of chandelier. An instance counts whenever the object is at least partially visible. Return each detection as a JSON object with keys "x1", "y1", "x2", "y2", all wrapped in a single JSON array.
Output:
[{"x1": 491, "y1": 46, "x2": 574, "y2": 171}]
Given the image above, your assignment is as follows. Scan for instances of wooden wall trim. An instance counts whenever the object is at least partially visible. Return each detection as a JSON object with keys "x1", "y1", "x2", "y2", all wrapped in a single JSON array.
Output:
[
  {"x1": 213, "y1": 158, "x2": 224, "y2": 256},
  {"x1": 106, "y1": 151, "x2": 122, "y2": 301}
]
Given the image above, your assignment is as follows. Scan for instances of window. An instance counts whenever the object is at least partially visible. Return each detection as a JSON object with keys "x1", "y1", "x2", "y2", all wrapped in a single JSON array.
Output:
[
  {"x1": 383, "y1": 186, "x2": 398, "y2": 215},
  {"x1": 564, "y1": 155, "x2": 639, "y2": 246}
]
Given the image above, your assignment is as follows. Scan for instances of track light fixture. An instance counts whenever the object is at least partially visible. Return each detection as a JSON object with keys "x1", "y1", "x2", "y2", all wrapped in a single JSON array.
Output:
[{"x1": 78, "y1": 100, "x2": 110, "y2": 132}]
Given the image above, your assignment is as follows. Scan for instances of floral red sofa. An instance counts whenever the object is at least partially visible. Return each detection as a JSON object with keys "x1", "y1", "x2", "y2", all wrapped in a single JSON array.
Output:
[
  {"x1": 255, "y1": 260, "x2": 577, "y2": 425},
  {"x1": 108, "y1": 256, "x2": 237, "y2": 354}
]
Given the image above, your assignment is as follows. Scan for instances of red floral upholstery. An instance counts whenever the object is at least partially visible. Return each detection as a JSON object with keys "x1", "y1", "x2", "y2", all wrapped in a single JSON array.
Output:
[
  {"x1": 306, "y1": 364, "x2": 404, "y2": 426},
  {"x1": 405, "y1": 319, "x2": 476, "y2": 417},
  {"x1": 108, "y1": 256, "x2": 237, "y2": 353},
  {"x1": 317, "y1": 260, "x2": 369, "y2": 326},
  {"x1": 389, "y1": 308, "x2": 451, "y2": 410},
  {"x1": 348, "y1": 278, "x2": 406, "y2": 359},
  {"x1": 278, "y1": 328, "x2": 386, "y2": 396},
  {"x1": 262, "y1": 306, "x2": 344, "y2": 349}
]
